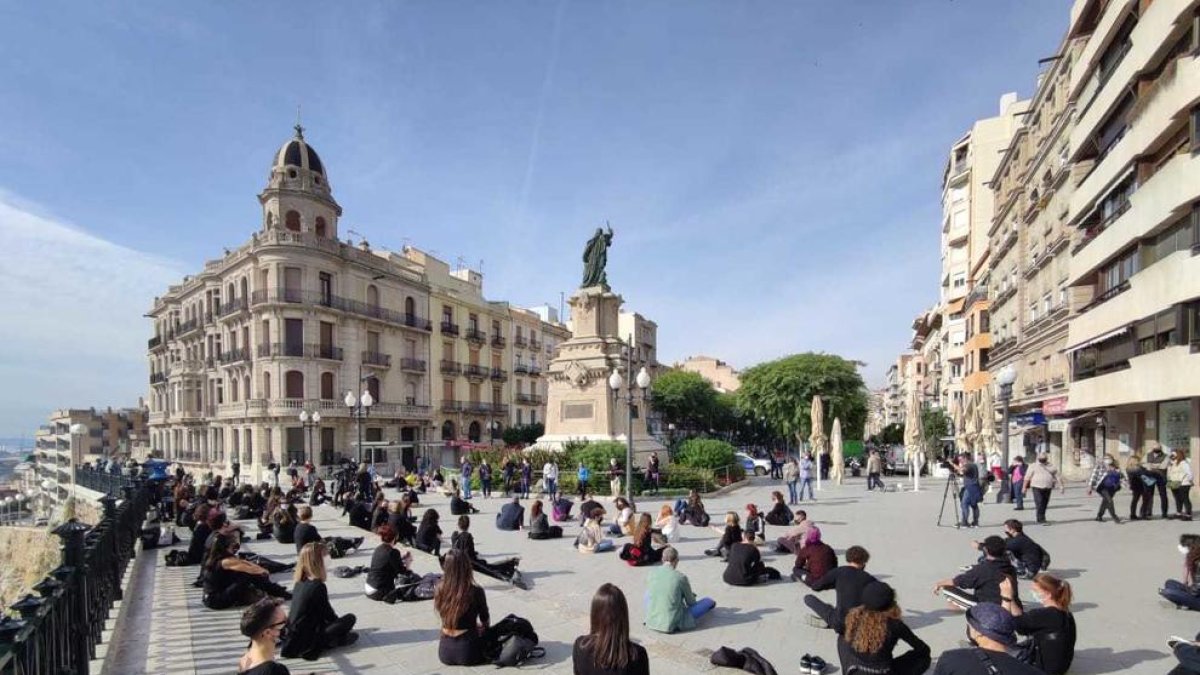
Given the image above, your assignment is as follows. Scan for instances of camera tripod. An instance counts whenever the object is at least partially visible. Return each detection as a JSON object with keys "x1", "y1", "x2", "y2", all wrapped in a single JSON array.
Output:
[{"x1": 937, "y1": 470, "x2": 963, "y2": 528}]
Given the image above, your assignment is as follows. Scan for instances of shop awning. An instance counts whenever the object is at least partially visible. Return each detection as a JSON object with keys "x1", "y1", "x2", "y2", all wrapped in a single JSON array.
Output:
[
  {"x1": 1064, "y1": 410, "x2": 1105, "y2": 425},
  {"x1": 1063, "y1": 325, "x2": 1129, "y2": 353}
]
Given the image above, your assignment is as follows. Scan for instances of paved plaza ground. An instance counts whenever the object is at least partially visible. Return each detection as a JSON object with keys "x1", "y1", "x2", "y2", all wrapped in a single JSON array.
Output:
[{"x1": 101, "y1": 474, "x2": 1198, "y2": 674}]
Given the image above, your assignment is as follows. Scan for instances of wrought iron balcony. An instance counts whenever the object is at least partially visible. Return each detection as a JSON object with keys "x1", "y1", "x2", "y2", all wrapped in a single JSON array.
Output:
[
  {"x1": 440, "y1": 321, "x2": 460, "y2": 336},
  {"x1": 515, "y1": 393, "x2": 543, "y2": 405},
  {"x1": 490, "y1": 368, "x2": 508, "y2": 382},
  {"x1": 465, "y1": 328, "x2": 487, "y2": 344},
  {"x1": 464, "y1": 364, "x2": 489, "y2": 379},
  {"x1": 256, "y1": 342, "x2": 342, "y2": 360},
  {"x1": 218, "y1": 347, "x2": 250, "y2": 364},
  {"x1": 491, "y1": 335, "x2": 507, "y2": 348},
  {"x1": 362, "y1": 351, "x2": 391, "y2": 367},
  {"x1": 400, "y1": 358, "x2": 427, "y2": 373},
  {"x1": 216, "y1": 296, "x2": 249, "y2": 319},
  {"x1": 147, "y1": 335, "x2": 162, "y2": 350},
  {"x1": 440, "y1": 360, "x2": 462, "y2": 375},
  {"x1": 513, "y1": 335, "x2": 528, "y2": 348},
  {"x1": 514, "y1": 363, "x2": 530, "y2": 374},
  {"x1": 441, "y1": 399, "x2": 465, "y2": 412}
]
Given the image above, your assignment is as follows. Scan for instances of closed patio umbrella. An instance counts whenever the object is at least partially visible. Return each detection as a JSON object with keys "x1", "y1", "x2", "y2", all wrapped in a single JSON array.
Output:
[
  {"x1": 831, "y1": 418, "x2": 845, "y2": 485},
  {"x1": 810, "y1": 396, "x2": 827, "y2": 492}
]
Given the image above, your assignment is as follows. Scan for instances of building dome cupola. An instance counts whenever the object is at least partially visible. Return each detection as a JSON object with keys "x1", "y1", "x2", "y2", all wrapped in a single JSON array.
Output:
[{"x1": 259, "y1": 124, "x2": 342, "y2": 236}]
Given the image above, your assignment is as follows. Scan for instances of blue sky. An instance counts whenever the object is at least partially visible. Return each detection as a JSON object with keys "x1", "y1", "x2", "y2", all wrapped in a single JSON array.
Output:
[{"x1": 0, "y1": 1, "x2": 1070, "y2": 439}]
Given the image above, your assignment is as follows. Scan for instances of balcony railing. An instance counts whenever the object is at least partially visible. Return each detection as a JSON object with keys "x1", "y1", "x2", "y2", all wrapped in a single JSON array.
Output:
[
  {"x1": 149, "y1": 372, "x2": 166, "y2": 384},
  {"x1": 400, "y1": 358, "x2": 427, "y2": 373},
  {"x1": 362, "y1": 351, "x2": 391, "y2": 367},
  {"x1": 465, "y1": 401, "x2": 492, "y2": 414},
  {"x1": 528, "y1": 366, "x2": 542, "y2": 378},
  {"x1": 441, "y1": 399, "x2": 465, "y2": 412},
  {"x1": 256, "y1": 342, "x2": 342, "y2": 360},
  {"x1": 515, "y1": 393, "x2": 544, "y2": 405},
  {"x1": 491, "y1": 335, "x2": 507, "y2": 348},
  {"x1": 1078, "y1": 280, "x2": 1130, "y2": 314},
  {"x1": 513, "y1": 336, "x2": 528, "y2": 348},
  {"x1": 529, "y1": 339, "x2": 542, "y2": 351},
  {"x1": 465, "y1": 328, "x2": 487, "y2": 344},
  {"x1": 247, "y1": 287, "x2": 432, "y2": 331},
  {"x1": 147, "y1": 335, "x2": 162, "y2": 350},
  {"x1": 992, "y1": 284, "x2": 1017, "y2": 310},
  {"x1": 216, "y1": 296, "x2": 249, "y2": 319},
  {"x1": 464, "y1": 364, "x2": 489, "y2": 379},
  {"x1": 491, "y1": 403, "x2": 509, "y2": 415},
  {"x1": 440, "y1": 321, "x2": 460, "y2": 336},
  {"x1": 514, "y1": 363, "x2": 530, "y2": 374},
  {"x1": 490, "y1": 368, "x2": 508, "y2": 382},
  {"x1": 439, "y1": 360, "x2": 462, "y2": 375},
  {"x1": 218, "y1": 347, "x2": 250, "y2": 364}
]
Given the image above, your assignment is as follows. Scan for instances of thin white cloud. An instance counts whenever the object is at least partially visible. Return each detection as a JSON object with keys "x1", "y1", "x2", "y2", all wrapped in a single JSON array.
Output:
[{"x1": 0, "y1": 190, "x2": 185, "y2": 437}]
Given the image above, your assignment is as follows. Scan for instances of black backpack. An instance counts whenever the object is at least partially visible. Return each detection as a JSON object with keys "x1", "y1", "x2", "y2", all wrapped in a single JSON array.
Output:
[{"x1": 488, "y1": 614, "x2": 542, "y2": 667}]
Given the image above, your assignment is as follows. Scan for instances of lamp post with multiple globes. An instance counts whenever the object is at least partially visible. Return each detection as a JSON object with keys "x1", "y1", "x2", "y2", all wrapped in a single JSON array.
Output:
[
  {"x1": 345, "y1": 389, "x2": 374, "y2": 465},
  {"x1": 995, "y1": 364, "x2": 1018, "y2": 502},
  {"x1": 299, "y1": 409, "x2": 321, "y2": 467},
  {"x1": 608, "y1": 336, "x2": 652, "y2": 503}
]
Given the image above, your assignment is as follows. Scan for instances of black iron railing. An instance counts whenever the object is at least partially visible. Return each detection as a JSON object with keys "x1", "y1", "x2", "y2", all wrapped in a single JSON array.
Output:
[{"x1": 0, "y1": 471, "x2": 152, "y2": 675}]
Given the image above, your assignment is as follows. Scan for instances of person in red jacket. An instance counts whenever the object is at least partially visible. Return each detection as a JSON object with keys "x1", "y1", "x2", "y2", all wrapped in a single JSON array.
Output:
[{"x1": 792, "y1": 527, "x2": 837, "y2": 587}]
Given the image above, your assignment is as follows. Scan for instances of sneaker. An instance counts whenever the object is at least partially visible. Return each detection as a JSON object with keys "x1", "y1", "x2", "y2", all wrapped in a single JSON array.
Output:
[
  {"x1": 1169, "y1": 636, "x2": 1191, "y2": 650},
  {"x1": 341, "y1": 631, "x2": 360, "y2": 647},
  {"x1": 958, "y1": 564, "x2": 974, "y2": 571},
  {"x1": 809, "y1": 655, "x2": 827, "y2": 673},
  {"x1": 800, "y1": 654, "x2": 813, "y2": 674},
  {"x1": 352, "y1": 537, "x2": 365, "y2": 550},
  {"x1": 1160, "y1": 598, "x2": 1181, "y2": 610},
  {"x1": 804, "y1": 614, "x2": 829, "y2": 629}
]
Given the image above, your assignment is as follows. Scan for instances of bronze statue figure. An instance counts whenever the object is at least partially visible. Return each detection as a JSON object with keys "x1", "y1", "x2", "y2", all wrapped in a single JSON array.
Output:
[{"x1": 581, "y1": 224, "x2": 614, "y2": 289}]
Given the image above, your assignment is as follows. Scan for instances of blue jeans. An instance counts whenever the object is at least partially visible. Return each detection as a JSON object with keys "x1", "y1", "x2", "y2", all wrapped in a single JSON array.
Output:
[
  {"x1": 674, "y1": 499, "x2": 687, "y2": 518},
  {"x1": 545, "y1": 478, "x2": 557, "y2": 498},
  {"x1": 787, "y1": 480, "x2": 799, "y2": 504},
  {"x1": 593, "y1": 539, "x2": 615, "y2": 553},
  {"x1": 461, "y1": 477, "x2": 472, "y2": 499},
  {"x1": 689, "y1": 597, "x2": 716, "y2": 620},
  {"x1": 1011, "y1": 479, "x2": 1024, "y2": 508},
  {"x1": 961, "y1": 483, "x2": 981, "y2": 526},
  {"x1": 481, "y1": 479, "x2": 491, "y2": 498},
  {"x1": 799, "y1": 478, "x2": 814, "y2": 500},
  {"x1": 520, "y1": 478, "x2": 530, "y2": 499},
  {"x1": 1162, "y1": 579, "x2": 1200, "y2": 611}
]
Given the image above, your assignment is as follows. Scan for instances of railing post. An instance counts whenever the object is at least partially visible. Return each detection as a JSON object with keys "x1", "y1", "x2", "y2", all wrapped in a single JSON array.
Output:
[{"x1": 54, "y1": 519, "x2": 90, "y2": 675}]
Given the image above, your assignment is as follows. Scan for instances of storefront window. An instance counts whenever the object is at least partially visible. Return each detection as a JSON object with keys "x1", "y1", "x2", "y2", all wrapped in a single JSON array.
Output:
[{"x1": 1158, "y1": 399, "x2": 1191, "y2": 456}]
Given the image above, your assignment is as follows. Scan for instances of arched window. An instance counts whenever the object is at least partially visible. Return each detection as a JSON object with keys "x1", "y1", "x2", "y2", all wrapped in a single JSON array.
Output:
[
  {"x1": 367, "y1": 285, "x2": 379, "y2": 309},
  {"x1": 243, "y1": 375, "x2": 250, "y2": 400},
  {"x1": 366, "y1": 376, "x2": 380, "y2": 402},
  {"x1": 404, "y1": 296, "x2": 416, "y2": 318},
  {"x1": 321, "y1": 372, "x2": 334, "y2": 400},
  {"x1": 467, "y1": 421, "x2": 481, "y2": 443},
  {"x1": 227, "y1": 283, "x2": 235, "y2": 303},
  {"x1": 263, "y1": 372, "x2": 272, "y2": 399},
  {"x1": 285, "y1": 371, "x2": 304, "y2": 399},
  {"x1": 315, "y1": 217, "x2": 327, "y2": 238},
  {"x1": 285, "y1": 210, "x2": 301, "y2": 232},
  {"x1": 441, "y1": 421, "x2": 456, "y2": 441},
  {"x1": 240, "y1": 277, "x2": 248, "y2": 301},
  {"x1": 231, "y1": 379, "x2": 239, "y2": 402}
]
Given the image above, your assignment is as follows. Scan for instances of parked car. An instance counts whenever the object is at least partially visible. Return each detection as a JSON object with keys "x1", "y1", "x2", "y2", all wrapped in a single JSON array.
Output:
[{"x1": 735, "y1": 452, "x2": 772, "y2": 476}]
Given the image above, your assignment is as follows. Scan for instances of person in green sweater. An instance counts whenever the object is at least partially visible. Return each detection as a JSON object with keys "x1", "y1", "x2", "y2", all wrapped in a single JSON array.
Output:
[{"x1": 644, "y1": 547, "x2": 715, "y2": 633}]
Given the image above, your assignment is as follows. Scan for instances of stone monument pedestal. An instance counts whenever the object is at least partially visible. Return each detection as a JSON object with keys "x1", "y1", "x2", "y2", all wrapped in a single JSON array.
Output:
[{"x1": 534, "y1": 286, "x2": 664, "y2": 463}]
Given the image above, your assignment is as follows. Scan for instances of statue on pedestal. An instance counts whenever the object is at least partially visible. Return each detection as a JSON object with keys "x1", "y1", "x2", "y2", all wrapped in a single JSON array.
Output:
[{"x1": 581, "y1": 225, "x2": 614, "y2": 289}]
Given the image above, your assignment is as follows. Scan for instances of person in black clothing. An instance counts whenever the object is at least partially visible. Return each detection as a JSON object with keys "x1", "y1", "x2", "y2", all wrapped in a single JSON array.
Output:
[
  {"x1": 308, "y1": 479, "x2": 328, "y2": 506},
  {"x1": 496, "y1": 497, "x2": 524, "y2": 531},
  {"x1": 1001, "y1": 520, "x2": 1049, "y2": 580},
  {"x1": 387, "y1": 497, "x2": 416, "y2": 546},
  {"x1": 1009, "y1": 574, "x2": 1076, "y2": 675},
  {"x1": 528, "y1": 499, "x2": 564, "y2": 539},
  {"x1": 579, "y1": 498, "x2": 603, "y2": 524},
  {"x1": 451, "y1": 515, "x2": 525, "y2": 586},
  {"x1": 573, "y1": 583, "x2": 650, "y2": 675},
  {"x1": 804, "y1": 545, "x2": 874, "y2": 632},
  {"x1": 764, "y1": 491, "x2": 792, "y2": 526},
  {"x1": 280, "y1": 542, "x2": 358, "y2": 660},
  {"x1": 704, "y1": 512, "x2": 742, "y2": 560},
  {"x1": 365, "y1": 525, "x2": 416, "y2": 602},
  {"x1": 837, "y1": 582, "x2": 930, "y2": 675},
  {"x1": 450, "y1": 489, "x2": 480, "y2": 515},
  {"x1": 620, "y1": 513, "x2": 663, "y2": 567},
  {"x1": 723, "y1": 530, "x2": 781, "y2": 586},
  {"x1": 293, "y1": 506, "x2": 323, "y2": 553},
  {"x1": 271, "y1": 505, "x2": 297, "y2": 545},
  {"x1": 187, "y1": 512, "x2": 214, "y2": 566},
  {"x1": 237, "y1": 598, "x2": 291, "y2": 675},
  {"x1": 346, "y1": 496, "x2": 373, "y2": 531},
  {"x1": 370, "y1": 497, "x2": 390, "y2": 531},
  {"x1": 201, "y1": 534, "x2": 290, "y2": 610},
  {"x1": 1169, "y1": 633, "x2": 1200, "y2": 675},
  {"x1": 415, "y1": 508, "x2": 443, "y2": 556},
  {"x1": 935, "y1": 536, "x2": 1019, "y2": 610},
  {"x1": 933, "y1": 603, "x2": 1041, "y2": 674},
  {"x1": 435, "y1": 550, "x2": 492, "y2": 666}
]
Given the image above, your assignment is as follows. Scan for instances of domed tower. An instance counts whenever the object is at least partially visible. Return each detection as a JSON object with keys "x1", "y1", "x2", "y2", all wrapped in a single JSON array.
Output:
[{"x1": 259, "y1": 125, "x2": 342, "y2": 238}]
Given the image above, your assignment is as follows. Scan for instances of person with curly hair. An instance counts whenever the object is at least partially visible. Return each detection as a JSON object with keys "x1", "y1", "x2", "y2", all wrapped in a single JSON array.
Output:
[{"x1": 836, "y1": 582, "x2": 929, "y2": 675}]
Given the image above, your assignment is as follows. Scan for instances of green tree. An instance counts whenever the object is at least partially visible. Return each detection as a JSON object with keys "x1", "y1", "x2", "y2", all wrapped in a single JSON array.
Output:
[
  {"x1": 873, "y1": 423, "x2": 905, "y2": 445},
  {"x1": 650, "y1": 369, "x2": 719, "y2": 433},
  {"x1": 921, "y1": 408, "x2": 952, "y2": 450},
  {"x1": 520, "y1": 423, "x2": 545, "y2": 445},
  {"x1": 501, "y1": 426, "x2": 524, "y2": 446},
  {"x1": 736, "y1": 352, "x2": 868, "y2": 448},
  {"x1": 675, "y1": 438, "x2": 737, "y2": 470}
]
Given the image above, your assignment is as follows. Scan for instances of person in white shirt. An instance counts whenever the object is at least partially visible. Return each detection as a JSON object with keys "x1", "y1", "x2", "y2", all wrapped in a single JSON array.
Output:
[
  {"x1": 543, "y1": 461, "x2": 560, "y2": 502},
  {"x1": 653, "y1": 503, "x2": 680, "y2": 544}
]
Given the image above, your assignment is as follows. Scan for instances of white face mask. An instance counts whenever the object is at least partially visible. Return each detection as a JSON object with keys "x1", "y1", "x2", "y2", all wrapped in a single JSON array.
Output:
[{"x1": 1180, "y1": 544, "x2": 1191, "y2": 555}]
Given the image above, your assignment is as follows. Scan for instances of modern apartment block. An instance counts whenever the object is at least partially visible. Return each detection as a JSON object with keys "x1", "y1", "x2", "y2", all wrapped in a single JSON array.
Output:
[
  {"x1": 33, "y1": 407, "x2": 149, "y2": 492},
  {"x1": 986, "y1": 34, "x2": 1083, "y2": 467},
  {"x1": 910, "y1": 307, "x2": 943, "y2": 407},
  {"x1": 1063, "y1": 0, "x2": 1200, "y2": 464},
  {"x1": 940, "y1": 94, "x2": 1030, "y2": 407},
  {"x1": 675, "y1": 355, "x2": 741, "y2": 393},
  {"x1": 146, "y1": 128, "x2": 571, "y2": 478}
]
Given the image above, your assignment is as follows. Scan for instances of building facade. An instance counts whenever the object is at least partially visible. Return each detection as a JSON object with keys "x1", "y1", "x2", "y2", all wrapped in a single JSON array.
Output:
[
  {"x1": 675, "y1": 355, "x2": 741, "y2": 393},
  {"x1": 33, "y1": 406, "x2": 149, "y2": 495},
  {"x1": 1063, "y1": 0, "x2": 1200, "y2": 468}
]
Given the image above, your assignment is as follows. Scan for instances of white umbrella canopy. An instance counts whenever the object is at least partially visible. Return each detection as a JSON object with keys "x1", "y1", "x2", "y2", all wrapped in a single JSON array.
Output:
[
  {"x1": 831, "y1": 418, "x2": 845, "y2": 484},
  {"x1": 903, "y1": 389, "x2": 920, "y2": 460},
  {"x1": 810, "y1": 396, "x2": 827, "y2": 490},
  {"x1": 953, "y1": 398, "x2": 968, "y2": 455},
  {"x1": 978, "y1": 381, "x2": 998, "y2": 459},
  {"x1": 962, "y1": 389, "x2": 980, "y2": 456}
]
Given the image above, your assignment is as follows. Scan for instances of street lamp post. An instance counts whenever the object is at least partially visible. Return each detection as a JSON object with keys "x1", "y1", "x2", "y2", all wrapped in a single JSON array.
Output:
[
  {"x1": 299, "y1": 409, "x2": 321, "y2": 467},
  {"x1": 996, "y1": 364, "x2": 1018, "y2": 503},
  {"x1": 345, "y1": 389, "x2": 374, "y2": 465},
  {"x1": 69, "y1": 423, "x2": 87, "y2": 502},
  {"x1": 608, "y1": 335, "x2": 652, "y2": 503}
]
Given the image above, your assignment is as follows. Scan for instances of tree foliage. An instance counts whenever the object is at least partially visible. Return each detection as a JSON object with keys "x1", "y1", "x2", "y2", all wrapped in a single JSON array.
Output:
[
  {"x1": 736, "y1": 352, "x2": 868, "y2": 446},
  {"x1": 921, "y1": 408, "x2": 952, "y2": 449},
  {"x1": 674, "y1": 438, "x2": 737, "y2": 470},
  {"x1": 650, "y1": 369, "x2": 720, "y2": 432},
  {"x1": 872, "y1": 423, "x2": 905, "y2": 446}
]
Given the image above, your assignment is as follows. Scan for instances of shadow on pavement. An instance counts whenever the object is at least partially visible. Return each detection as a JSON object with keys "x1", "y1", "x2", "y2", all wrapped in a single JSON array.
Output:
[
  {"x1": 905, "y1": 607, "x2": 958, "y2": 630},
  {"x1": 1074, "y1": 647, "x2": 1169, "y2": 673},
  {"x1": 702, "y1": 606, "x2": 782, "y2": 628}
]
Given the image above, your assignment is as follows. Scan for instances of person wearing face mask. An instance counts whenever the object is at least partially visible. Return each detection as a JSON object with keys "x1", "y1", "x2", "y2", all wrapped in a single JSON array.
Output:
[
  {"x1": 1145, "y1": 443, "x2": 1172, "y2": 519},
  {"x1": 1008, "y1": 573, "x2": 1076, "y2": 675},
  {"x1": 932, "y1": 603, "x2": 1041, "y2": 674},
  {"x1": 1021, "y1": 454, "x2": 1062, "y2": 525},
  {"x1": 237, "y1": 598, "x2": 291, "y2": 675},
  {"x1": 1160, "y1": 534, "x2": 1200, "y2": 611},
  {"x1": 1087, "y1": 454, "x2": 1123, "y2": 523}
]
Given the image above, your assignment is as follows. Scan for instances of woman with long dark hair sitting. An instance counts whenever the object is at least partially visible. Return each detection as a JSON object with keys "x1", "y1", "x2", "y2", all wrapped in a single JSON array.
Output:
[
  {"x1": 573, "y1": 583, "x2": 650, "y2": 675},
  {"x1": 365, "y1": 525, "x2": 416, "y2": 602},
  {"x1": 237, "y1": 598, "x2": 290, "y2": 675},
  {"x1": 527, "y1": 499, "x2": 564, "y2": 540},
  {"x1": 620, "y1": 513, "x2": 662, "y2": 566},
  {"x1": 764, "y1": 491, "x2": 792, "y2": 526},
  {"x1": 280, "y1": 542, "x2": 358, "y2": 660},
  {"x1": 415, "y1": 508, "x2": 443, "y2": 557},
  {"x1": 201, "y1": 533, "x2": 290, "y2": 610},
  {"x1": 435, "y1": 549, "x2": 492, "y2": 666},
  {"x1": 837, "y1": 581, "x2": 930, "y2": 675},
  {"x1": 1162, "y1": 534, "x2": 1200, "y2": 611},
  {"x1": 271, "y1": 504, "x2": 296, "y2": 545},
  {"x1": 387, "y1": 496, "x2": 416, "y2": 546}
]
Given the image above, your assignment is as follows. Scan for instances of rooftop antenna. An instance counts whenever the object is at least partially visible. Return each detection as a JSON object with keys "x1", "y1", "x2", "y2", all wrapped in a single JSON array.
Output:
[{"x1": 455, "y1": 255, "x2": 467, "y2": 271}]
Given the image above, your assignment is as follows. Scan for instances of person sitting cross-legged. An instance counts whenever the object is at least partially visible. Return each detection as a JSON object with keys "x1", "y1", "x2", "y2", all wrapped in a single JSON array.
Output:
[
  {"x1": 792, "y1": 527, "x2": 837, "y2": 587},
  {"x1": 577, "y1": 507, "x2": 616, "y2": 553},
  {"x1": 723, "y1": 529, "x2": 781, "y2": 586},
  {"x1": 803, "y1": 545, "x2": 874, "y2": 632},
  {"x1": 364, "y1": 525, "x2": 417, "y2": 603},
  {"x1": 528, "y1": 499, "x2": 564, "y2": 540},
  {"x1": 620, "y1": 513, "x2": 664, "y2": 567},
  {"x1": 496, "y1": 496, "x2": 524, "y2": 531},
  {"x1": 933, "y1": 535, "x2": 1019, "y2": 611},
  {"x1": 202, "y1": 533, "x2": 291, "y2": 610},
  {"x1": 280, "y1": 542, "x2": 358, "y2": 660},
  {"x1": 644, "y1": 546, "x2": 716, "y2": 634},
  {"x1": 450, "y1": 488, "x2": 480, "y2": 516},
  {"x1": 772, "y1": 510, "x2": 811, "y2": 554},
  {"x1": 1161, "y1": 534, "x2": 1200, "y2": 611},
  {"x1": 837, "y1": 581, "x2": 931, "y2": 675}
]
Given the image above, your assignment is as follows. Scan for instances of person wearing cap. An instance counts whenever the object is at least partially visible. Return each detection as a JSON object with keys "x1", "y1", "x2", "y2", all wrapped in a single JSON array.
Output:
[
  {"x1": 837, "y1": 581, "x2": 930, "y2": 675},
  {"x1": 932, "y1": 603, "x2": 1041, "y2": 674},
  {"x1": 237, "y1": 597, "x2": 291, "y2": 675},
  {"x1": 933, "y1": 536, "x2": 1019, "y2": 610}
]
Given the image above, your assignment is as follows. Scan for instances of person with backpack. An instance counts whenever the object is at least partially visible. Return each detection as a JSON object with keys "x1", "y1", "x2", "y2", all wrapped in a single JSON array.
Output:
[
  {"x1": 932, "y1": 603, "x2": 1041, "y2": 674},
  {"x1": 435, "y1": 550, "x2": 492, "y2": 666},
  {"x1": 574, "y1": 583, "x2": 650, "y2": 675},
  {"x1": 1088, "y1": 454, "x2": 1123, "y2": 523}
]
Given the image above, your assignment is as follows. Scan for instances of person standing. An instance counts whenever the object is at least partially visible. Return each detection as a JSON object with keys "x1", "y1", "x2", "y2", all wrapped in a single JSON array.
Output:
[
  {"x1": 644, "y1": 547, "x2": 716, "y2": 633},
  {"x1": 520, "y1": 458, "x2": 533, "y2": 499},
  {"x1": 232, "y1": 459, "x2": 241, "y2": 487},
  {"x1": 799, "y1": 452, "x2": 816, "y2": 501},
  {"x1": 1022, "y1": 454, "x2": 1062, "y2": 525},
  {"x1": 577, "y1": 462, "x2": 591, "y2": 500},
  {"x1": 647, "y1": 453, "x2": 661, "y2": 495},
  {"x1": 501, "y1": 456, "x2": 515, "y2": 497},
  {"x1": 866, "y1": 450, "x2": 884, "y2": 492},
  {"x1": 459, "y1": 456, "x2": 473, "y2": 500},
  {"x1": 1087, "y1": 454, "x2": 1122, "y2": 524},
  {"x1": 573, "y1": 584, "x2": 650, "y2": 675},
  {"x1": 1146, "y1": 443, "x2": 1172, "y2": 519},
  {"x1": 543, "y1": 458, "x2": 559, "y2": 502},
  {"x1": 1126, "y1": 453, "x2": 1149, "y2": 520},
  {"x1": 784, "y1": 455, "x2": 800, "y2": 504},
  {"x1": 478, "y1": 460, "x2": 492, "y2": 499},
  {"x1": 957, "y1": 454, "x2": 983, "y2": 529},
  {"x1": 1009, "y1": 456, "x2": 1027, "y2": 511},
  {"x1": 1168, "y1": 449, "x2": 1195, "y2": 521},
  {"x1": 932, "y1": 604, "x2": 1041, "y2": 675},
  {"x1": 837, "y1": 582, "x2": 931, "y2": 675},
  {"x1": 609, "y1": 457, "x2": 623, "y2": 499}
]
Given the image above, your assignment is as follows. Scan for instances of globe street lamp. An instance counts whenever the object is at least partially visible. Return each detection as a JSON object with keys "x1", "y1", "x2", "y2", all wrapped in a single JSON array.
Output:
[
  {"x1": 299, "y1": 410, "x2": 321, "y2": 467},
  {"x1": 608, "y1": 342, "x2": 652, "y2": 503},
  {"x1": 995, "y1": 364, "x2": 1018, "y2": 502},
  {"x1": 346, "y1": 389, "x2": 374, "y2": 465}
]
